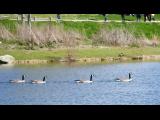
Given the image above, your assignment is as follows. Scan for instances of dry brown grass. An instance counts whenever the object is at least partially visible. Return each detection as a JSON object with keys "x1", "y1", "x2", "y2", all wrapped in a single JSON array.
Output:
[
  {"x1": 0, "y1": 24, "x2": 160, "y2": 49},
  {"x1": 92, "y1": 28, "x2": 151, "y2": 47},
  {"x1": 0, "y1": 26, "x2": 15, "y2": 40},
  {"x1": 0, "y1": 24, "x2": 84, "y2": 49},
  {"x1": 93, "y1": 29, "x2": 140, "y2": 46}
]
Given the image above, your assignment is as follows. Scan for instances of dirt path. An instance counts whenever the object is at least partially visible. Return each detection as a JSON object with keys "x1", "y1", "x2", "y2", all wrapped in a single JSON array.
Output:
[{"x1": 9, "y1": 18, "x2": 160, "y2": 23}]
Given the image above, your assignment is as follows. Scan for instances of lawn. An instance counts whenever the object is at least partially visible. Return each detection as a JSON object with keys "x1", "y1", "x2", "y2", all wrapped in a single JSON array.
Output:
[{"x1": 1, "y1": 47, "x2": 160, "y2": 60}]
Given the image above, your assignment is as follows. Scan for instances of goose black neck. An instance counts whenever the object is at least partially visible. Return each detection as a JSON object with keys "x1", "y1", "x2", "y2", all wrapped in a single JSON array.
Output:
[
  {"x1": 43, "y1": 76, "x2": 46, "y2": 81},
  {"x1": 22, "y1": 75, "x2": 25, "y2": 80},
  {"x1": 129, "y1": 73, "x2": 131, "y2": 79},
  {"x1": 90, "y1": 74, "x2": 93, "y2": 81}
]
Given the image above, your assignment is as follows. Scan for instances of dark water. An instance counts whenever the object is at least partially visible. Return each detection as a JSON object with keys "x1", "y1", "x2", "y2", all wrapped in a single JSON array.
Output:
[{"x1": 0, "y1": 62, "x2": 160, "y2": 105}]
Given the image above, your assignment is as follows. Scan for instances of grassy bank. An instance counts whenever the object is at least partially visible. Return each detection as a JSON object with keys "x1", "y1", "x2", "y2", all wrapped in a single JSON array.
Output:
[
  {"x1": 0, "y1": 20, "x2": 160, "y2": 50},
  {"x1": 0, "y1": 20, "x2": 160, "y2": 48},
  {"x1": 1, "y1": 47, "x2": 160, "y2": 60},
  {"x1": 1, "y1": 18, "x2": 160, "y2": 62},
  {"x1": 1, "y1": 20, "x2": 160, "y2": 39}
]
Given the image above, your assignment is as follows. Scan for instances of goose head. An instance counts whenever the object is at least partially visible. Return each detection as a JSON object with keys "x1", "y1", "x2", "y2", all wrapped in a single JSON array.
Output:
[
  {"x1": 90, "y1": 74, "x2": 96, "y2": 81},
  {"x1": 43, "y1": 76, "x2": 47, "y2": 81},
  {"x1": 129, "y1": 72, "x2": 132, "y2": 79},
  {"x1": 22, "y1": 74, "x2": 26, "y2": 80}
]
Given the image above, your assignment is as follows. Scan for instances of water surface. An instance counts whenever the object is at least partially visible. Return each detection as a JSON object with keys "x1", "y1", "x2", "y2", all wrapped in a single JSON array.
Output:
[{"x1": 0, "y1": 62, "x2": 160, "y2": 105}]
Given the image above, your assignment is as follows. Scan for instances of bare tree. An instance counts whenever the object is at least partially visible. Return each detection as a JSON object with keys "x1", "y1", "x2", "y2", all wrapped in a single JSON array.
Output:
[
  {"x1": 27, "y1": 14, "x2": 31, "y2": 27},
  {"x1": 27, "y1": 14, "x2": 34, "y2": 49},
  {"x1": 20, "y1": 14, "x2": 25, "y2": 25}
]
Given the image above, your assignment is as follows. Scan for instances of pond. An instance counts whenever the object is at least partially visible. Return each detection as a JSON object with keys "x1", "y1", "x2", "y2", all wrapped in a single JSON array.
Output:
[{"x1": 0, "y1": 62, "x2": 160, "y2": 105}]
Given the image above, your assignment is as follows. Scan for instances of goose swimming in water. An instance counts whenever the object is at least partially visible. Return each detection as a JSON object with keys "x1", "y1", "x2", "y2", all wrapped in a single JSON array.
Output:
[
  {"x1": 31, "y1": 76, "x2": 47, "y2": 84},
  {"x1": 115, "y1": 73, "x2": 132, "y2": 82},
  {"x1": 75, "y1": 74, "x2": 94, "y2": 83},
  {"x1": 10, "y1": 74, "x2": 26, "y2": 83}
]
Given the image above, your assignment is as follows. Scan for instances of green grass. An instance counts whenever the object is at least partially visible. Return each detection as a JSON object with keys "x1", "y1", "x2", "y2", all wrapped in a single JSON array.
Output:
[
  {"x1": 62, "y1": 21, "x2": 102, "y2": 38},
  {"x1": 0, "y1": 19, "x2": 18, "y2": 32},
  {"x1": 77, "y1": 47, "x2": 160, "y2": 57},
  {"x1": 57, "y1": 21, "x2": 160, "y2": 39},
  {"x1": 0, "y1": 49, "x2": 66, "y2": 60},
  {"x1": 1, "y1": 47, "x2": 160, "y2": 60},
  {"x1": 103, "y1": 22, "x2": 160, "y2": 39}
]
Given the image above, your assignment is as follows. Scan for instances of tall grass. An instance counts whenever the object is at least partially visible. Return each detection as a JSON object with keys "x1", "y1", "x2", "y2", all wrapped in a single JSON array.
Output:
[
  {"x1": 0, "y1": 24, "x2": 84, "y2": 49},
  {"x1": 0, "y1": 20, "x2": 160, "y2": 49},
  {"x1": 92, "y1": 28, "x2": 137, "y2": 46},
  {"x1": 92, "y1": 28, "x2": 160, "y2": 47},
  {"x1": 0, "y1": 26, "x2": 15, "y2": 40}
]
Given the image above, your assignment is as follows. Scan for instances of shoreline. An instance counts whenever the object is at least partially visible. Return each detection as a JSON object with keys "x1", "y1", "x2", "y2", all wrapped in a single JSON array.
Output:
[{"x1": 11, "y1": 55, "x2": 160, "y2": 64}]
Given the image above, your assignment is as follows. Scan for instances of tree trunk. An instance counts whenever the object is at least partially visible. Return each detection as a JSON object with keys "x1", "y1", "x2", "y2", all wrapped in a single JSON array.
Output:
[
  {"x1": 21, "y1": 14, "x2": 25, "y2": 25},
  {"x1": 27, "y1": 14, "x2": 31, "y2": 27},
  {"x1": 27, "y1": 14, "x2": 33, "y2": 49},
  {"x1": 121, "y1": 14, "x2": 125, "y2": 23}
]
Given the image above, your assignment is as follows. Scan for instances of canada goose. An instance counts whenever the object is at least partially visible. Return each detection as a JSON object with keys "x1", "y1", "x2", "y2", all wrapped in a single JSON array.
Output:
[
  {"x1": 10, "y1": 74, "x2": 26, "y2": 83},
  {"x1": 75, "y1": 74, "x2": 94, "y2": 83},
  {"x1": 31, "y1": 76, "x2": 47, "y2": 84},
  {"x1": 115, "y1": 73, "x2": 132, "y2": 82}
]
